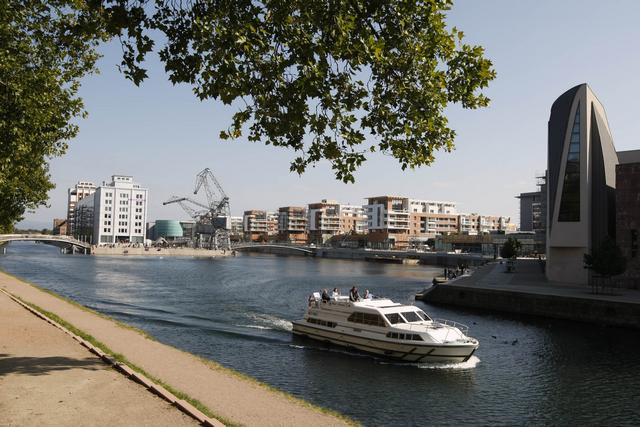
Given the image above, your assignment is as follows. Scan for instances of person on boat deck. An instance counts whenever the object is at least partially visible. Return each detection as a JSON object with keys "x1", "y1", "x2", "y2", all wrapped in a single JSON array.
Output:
[
  {"x1": 331, "y1": 287, "x2": 340, "y2": 299},
  {"x1": 349, "y1": 286, "x2": 361, "y2": 302},
  {"x1": 308, "y1": 294, "x2": 316, "y2": 306},
  {"x1": 321, "y1": 289, "x2": 330, "y2": 303},
  {"x1": 363, "y1": 289, "x2": 372, "y2": 299}
]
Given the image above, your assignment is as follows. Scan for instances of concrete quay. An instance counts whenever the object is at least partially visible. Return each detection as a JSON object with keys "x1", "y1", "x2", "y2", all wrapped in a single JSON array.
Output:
[
  {"x1": 418, "y1": 259, "x2": 640, "y2": 329},
  {"x1": 238, "y1": 245, "x2": 491, "y2": 267}
]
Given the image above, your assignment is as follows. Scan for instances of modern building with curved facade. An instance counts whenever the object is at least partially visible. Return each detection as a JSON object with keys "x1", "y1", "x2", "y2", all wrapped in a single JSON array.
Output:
[
  {"x1": 154, "y1": 220, "x2": 184, "y2": 239},
  {"x1": 546, "y1": 84, "x2": 618, "y2": 284}
]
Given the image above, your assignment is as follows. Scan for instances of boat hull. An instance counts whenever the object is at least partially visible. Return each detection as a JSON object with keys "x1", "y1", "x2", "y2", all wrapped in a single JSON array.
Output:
[{"x1": 292, "y1": 321, "x2": 477, "y2": 364}]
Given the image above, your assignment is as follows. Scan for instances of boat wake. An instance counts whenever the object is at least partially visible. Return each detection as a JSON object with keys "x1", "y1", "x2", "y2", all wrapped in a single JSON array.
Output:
[
  {"x1": 244, "y1": 313, "x2": 293, "y2": 332},
  {"x1": 415, "y1": 355, "x2": 481, "y2": 370},
  {"x1": 237, "y1": 324, "x2": 273, "y2": 330}
]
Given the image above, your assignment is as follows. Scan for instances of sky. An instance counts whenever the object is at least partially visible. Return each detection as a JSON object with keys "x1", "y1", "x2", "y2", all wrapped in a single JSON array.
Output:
[{"x1": 19, "y1": 0, "x2": 640, "y2": 229}]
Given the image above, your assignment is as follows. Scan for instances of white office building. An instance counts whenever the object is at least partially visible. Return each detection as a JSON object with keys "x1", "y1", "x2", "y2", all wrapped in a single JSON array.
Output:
[{"x1": 74, "y1": 175, "x2": 148, "y2": 245}]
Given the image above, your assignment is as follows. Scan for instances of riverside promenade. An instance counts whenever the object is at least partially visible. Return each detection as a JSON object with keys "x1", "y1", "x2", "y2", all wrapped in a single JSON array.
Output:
[
  {"x1": 0, "y1": 271, "x2": 352, "y2": 426},
  {"x1": 0, "y1": 289, "x2": 197, "y2": 426},
  {"x1": 420, "y1": 259, "x2": 640, "y2": 329}
]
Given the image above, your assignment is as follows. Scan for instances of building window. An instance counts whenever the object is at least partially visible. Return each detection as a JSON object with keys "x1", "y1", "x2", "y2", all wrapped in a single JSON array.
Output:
[{"x1": 558, "y1": 104, "x2": 581, "y2": 222}]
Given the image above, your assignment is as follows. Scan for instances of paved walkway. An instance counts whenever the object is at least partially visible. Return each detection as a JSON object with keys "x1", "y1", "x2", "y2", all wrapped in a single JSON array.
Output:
[
  {"x1": 454, "y1": 260, "x2": 640, "y2": 305},
  {"x1": 0, "y1": 290, "x2": 197, "y2": 427},
  {"x1": 0, "y1": 271, "x2": 350, "y2": 427}
]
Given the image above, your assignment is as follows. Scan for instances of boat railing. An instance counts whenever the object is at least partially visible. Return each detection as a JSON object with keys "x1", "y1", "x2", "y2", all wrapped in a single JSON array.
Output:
[{"x1": 432, "y1": 318, "x2": 469, "y2": 335}]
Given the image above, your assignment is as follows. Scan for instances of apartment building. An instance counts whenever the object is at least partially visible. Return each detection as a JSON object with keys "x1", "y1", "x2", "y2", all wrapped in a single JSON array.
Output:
[
  {"x1": 306, "y1": 200, "x2": 367, "y2": 244},
  {"x1": 407, "y1": 199, "x2": 458, "y2": 241},
  {"x1": 67, "y1": 181, "x2": 96, "y2": 235},
  {"x1": 458, "y1": 214, "x2": 514, "y2": 234},
  {"x1": 409, "y1": 213, "x2": 459, "y2": 240},
  {"x1": 243, "y1": 210, "x2": 269, "y2": 241},
  {"x1": 308, "y1": 200, "x2": 340, "y2": 244},
  {"x1": 277, "y1": 206, "x2": 308, "y2": 244},
  {"x1": 229, "y1": 216, "x2": 243, "y2": 241},
  {"x1": 74, "y1": 175, "x2": 148, "y2": 245},
  {"x1": 365, "y1": 196, "x2": 462, "y2": 247},
  {"x1": 408, "y1": 199, "x2": 457, "y2": 215},
  {"x1": 339, "y1": 204, "x2": 367, "y2": 235},
  {"x1": 364, "y1": 196, "x2": 410, "y2": 248}
]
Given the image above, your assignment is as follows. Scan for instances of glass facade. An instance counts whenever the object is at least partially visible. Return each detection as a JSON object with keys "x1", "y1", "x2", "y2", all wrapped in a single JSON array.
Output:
[{"x1": 558, "y1": 104, "x2": 581, "y2": 222}]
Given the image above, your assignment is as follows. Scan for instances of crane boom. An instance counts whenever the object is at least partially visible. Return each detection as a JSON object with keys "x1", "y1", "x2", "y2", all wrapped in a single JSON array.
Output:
[
  {"x1": 163, "y1": 168, "x2": 231, "y2": 250},
  {"x1": 194, "y1": 168, "x2": 227, "y2": 205}
]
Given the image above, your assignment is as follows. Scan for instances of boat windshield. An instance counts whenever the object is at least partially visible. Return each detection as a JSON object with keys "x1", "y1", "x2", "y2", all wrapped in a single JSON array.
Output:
[
  {"x1": 384, "y1": 313, "x2": 406, "y2": 324},
  {"x1": 401, "y1": 311, "x2": 422, "y2": 323},
  {"x1": 416, "y1": 310, "x2": 431, "y2": 321}
]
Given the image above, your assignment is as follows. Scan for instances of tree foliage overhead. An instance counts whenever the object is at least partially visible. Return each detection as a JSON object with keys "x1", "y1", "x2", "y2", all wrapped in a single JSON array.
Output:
[
  {"x1": 1, "y1": 0, "x2": 495, "y2": 230},
  {"x1": 0, "y1": 0, "x2": 103, "y2": 231},
  {"x1": 109, "y1": 0, "x2": 496, "y2": 182}
]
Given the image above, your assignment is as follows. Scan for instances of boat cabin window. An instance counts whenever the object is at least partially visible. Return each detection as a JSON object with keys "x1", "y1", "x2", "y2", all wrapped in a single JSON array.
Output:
[
  {"x1": 347, "y1": 312, "x2": 386, "y2": 327},
  {"x1": 386, "y1": 332, "x2": 424, "y2": 341},
  {"x1": 401, "y1": 311, "x2": 422, "y2": 323},
  {"x1": 384, "y1": 313, "x2": 406, "y2": 325},
  {"x1": 307, "y1": 317, "x2": 337, "y2": 328}
]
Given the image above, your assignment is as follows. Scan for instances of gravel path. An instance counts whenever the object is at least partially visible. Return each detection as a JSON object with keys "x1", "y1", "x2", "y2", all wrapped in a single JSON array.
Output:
[{"x1": 0, "y1": 289, "x2": 197, "y2": 427}]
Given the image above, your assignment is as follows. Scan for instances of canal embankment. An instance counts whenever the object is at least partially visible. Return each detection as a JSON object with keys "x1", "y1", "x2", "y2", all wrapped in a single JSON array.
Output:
[
  {"x1": 418, "y1": 259, "x2": 640, "y2": 329},
  {"x1": 239, "y1": 245, "x2": 491, "y2": 267},
  {"x1": 0, "y1": 270, "x2": 353, "y2": 427},
  {"x1": 0, "y1": 289, "x2": 200, "y2": 426}
]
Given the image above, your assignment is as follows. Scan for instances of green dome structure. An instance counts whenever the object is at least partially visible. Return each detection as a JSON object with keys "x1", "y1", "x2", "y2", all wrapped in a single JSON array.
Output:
[{"x1": 155, "y1": 220, "x2": 183, "y2": 239}]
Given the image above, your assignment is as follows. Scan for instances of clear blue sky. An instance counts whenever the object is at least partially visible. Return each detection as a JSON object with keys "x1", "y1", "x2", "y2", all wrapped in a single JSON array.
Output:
[{"x1": 20, "y1": 0, "x2": 640, "y2": 229}]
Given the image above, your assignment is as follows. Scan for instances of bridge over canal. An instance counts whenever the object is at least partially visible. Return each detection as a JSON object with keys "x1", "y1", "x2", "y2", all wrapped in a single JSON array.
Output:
[
  {"x1": 231, "y1": 243, "x2": 315, "y2": 256},
  {"x1": 0, "y1": 234, "x2": 92, "y2": 254}
]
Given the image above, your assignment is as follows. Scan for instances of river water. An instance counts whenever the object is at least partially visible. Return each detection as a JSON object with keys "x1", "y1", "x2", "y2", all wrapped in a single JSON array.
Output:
[{"x1": 2, "y1": 243, "x2": 639, "y2": 426}]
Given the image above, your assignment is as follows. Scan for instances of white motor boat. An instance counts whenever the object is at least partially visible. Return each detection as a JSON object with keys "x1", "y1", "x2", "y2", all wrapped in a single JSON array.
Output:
[{"x1": 292, "y1": 294, "x2": 478, "y2": 363}]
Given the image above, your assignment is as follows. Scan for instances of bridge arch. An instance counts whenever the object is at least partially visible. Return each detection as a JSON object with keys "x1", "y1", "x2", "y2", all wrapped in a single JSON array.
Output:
[
  {"x1": 0, "y1": 234, "x2": 92, "y2": 254},
  {"x1": 231, "y1": 243, "x2": 315, "y2": 256}
]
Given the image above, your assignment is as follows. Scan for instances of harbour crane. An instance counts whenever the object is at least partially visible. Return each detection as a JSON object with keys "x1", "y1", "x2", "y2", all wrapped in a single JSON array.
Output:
[{"x1": 163, "y1": 168, "x2": 231, "y2": 250}]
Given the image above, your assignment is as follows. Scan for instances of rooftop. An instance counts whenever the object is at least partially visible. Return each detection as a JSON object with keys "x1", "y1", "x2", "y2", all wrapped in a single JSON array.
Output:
[{"x1": 617, "y1": 149, "x2": 640, "y2": 165}]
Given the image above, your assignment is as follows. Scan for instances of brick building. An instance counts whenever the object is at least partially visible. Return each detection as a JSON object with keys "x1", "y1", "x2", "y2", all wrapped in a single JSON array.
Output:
[{"x1": 616, "y1": 150, "x2": 640, "y2": 287}]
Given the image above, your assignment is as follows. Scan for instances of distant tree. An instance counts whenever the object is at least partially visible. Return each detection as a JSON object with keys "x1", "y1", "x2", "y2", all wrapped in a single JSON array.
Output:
[
  {"x1": 584, "y1": 238, "x2": 626, "y2": 293},
  {"x1": 500, "y1": 237, "x2": 521, "y2": 259},
  {"x1": 2, "y1": 0, "x2": 495, "y2": 229}
]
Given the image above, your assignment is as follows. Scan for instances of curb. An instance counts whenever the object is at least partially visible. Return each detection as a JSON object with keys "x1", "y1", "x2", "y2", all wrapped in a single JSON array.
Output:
[{"x1": 0, "y1": 288, "x2": 225, "y2": 427}]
